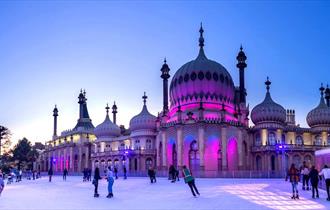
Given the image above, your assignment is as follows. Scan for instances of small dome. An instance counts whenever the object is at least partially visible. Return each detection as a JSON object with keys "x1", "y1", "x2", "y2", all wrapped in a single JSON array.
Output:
[
  {"x1": 129, "y1": 93, "x2": 157, "y2": 132},
  {"x1": 94, "y1": 105, "x2": 121, "y2": 138},
  {"x1": 251, "y1": 78, "x2": 286, "y2": 125},
  {"x1": 307, "y1": 86, "x2": 330, "y2": 128}
]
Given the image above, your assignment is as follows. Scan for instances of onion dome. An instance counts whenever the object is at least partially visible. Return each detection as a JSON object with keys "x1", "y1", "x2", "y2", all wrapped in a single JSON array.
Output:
[
  {"x1": 306, "y1": 84, "x2": 330, "y2": 128},
  {"x1": 251, "y1": 77, "x2": 286, "y2": 125},
  {"x1": 169, "y1": 24, "x2": 235, "y2": 109},
  {"x1": 94, "y1": 104, "x2": 121, "y2": 139},
  {"x1": 129, "y1": 92, "x2": 157, "y2": 131}
]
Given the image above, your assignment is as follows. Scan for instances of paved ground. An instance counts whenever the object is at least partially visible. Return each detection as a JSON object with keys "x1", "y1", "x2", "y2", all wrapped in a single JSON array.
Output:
[{"x1": 0, "y1": 176, "x2": 330, "y2": 210}]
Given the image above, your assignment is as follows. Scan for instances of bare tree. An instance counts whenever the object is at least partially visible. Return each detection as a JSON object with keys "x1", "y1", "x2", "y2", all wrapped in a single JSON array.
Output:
[{"x1": 0, "y1": 125, "x2": 11, "y2": 156}]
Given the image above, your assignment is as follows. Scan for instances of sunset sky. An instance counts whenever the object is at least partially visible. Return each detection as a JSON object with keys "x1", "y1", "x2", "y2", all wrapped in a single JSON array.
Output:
[{"x1": 0, "y1": 1, "x2": 329, "y2": 145}]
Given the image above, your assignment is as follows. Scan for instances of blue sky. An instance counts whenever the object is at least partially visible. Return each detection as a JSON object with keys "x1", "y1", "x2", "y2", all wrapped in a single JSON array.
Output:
[{"x1": 0, "y1": 1, "x2": 329, "y2": 144}]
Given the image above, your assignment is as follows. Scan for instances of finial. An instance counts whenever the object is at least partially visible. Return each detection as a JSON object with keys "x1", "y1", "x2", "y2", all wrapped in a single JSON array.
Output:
[
  {"x1": 83, "y1": 89, "x2": 86, "y2": 96},
  {"x1": 240, "y1": 44, "x2": 243, "y2": 51},
  {"x1": 55, "y1": 104, "x2": 57, "y2": 109},
  {"x1": 199, "y1": 22, "x2": 204, "y2": 48},
  {"x1": 265, "y1": 77, "x2": 271, "y2": 92},
  {"x1": 113, "y1": 101, "x2": 116, "y2": 105},
  {"x1": 105, "y1": 103, "x2": 110, "y2": 115},
  {"x1": 80, "y1": 89, "x2": 83, "y2": 93},
  {"x1": 320, "y1": 83, "x2": 325, "y2": 97},
  {"x1": 142, "y1": 92, "x2": 148, "y2": 105},
  {"x1": 164, "y1": 57, "x2": 167, "y2": 64}
]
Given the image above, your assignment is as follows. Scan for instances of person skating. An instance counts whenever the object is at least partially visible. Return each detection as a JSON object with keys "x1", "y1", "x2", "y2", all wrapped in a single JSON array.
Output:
[
  {"x1": 93, "y1": 167, "x2": 102, "y2": 197},
  {"x1": 319, "y1": 165, "x2": 330, "y2": 201},
  {"x1": 175, "y1": 169, "x2": 180, "y2": 181},
  {"x1": 106, "y1": 167, "x2": 115, "y2": 198},
  {"x1": 286, "y1": 163, "x2": 300, "y2": 199},
  {"x1": 148, "y1": 167, "x2": 156, "y2": 183},
  {"x1": 63, "y1": 168, "x2": 68, "y2": 181},
  {"x1": 169, "y1": 165, "x2": 176, "y2": 183},
  {"x1": 0, "y1": 173, "x2": 4, "y2": 196},
  {"x1": 301, "y1": 162, "x2": 310, "y2": 190},
  {"x1": 48, "y1": 167, "x2": 53, "y2": 182},
  {"x1": 114, "y1": 167, "x2": 118, "y2": 179},
  {"x1": 309, "y1": 166, "x2": 319, "y2": 198},
  {"x1": 123, "y1": 166, "x2": 127, "y2": 179},
  {"x1": 182, "y1": 165, "x2": 200, "y2": 197}
]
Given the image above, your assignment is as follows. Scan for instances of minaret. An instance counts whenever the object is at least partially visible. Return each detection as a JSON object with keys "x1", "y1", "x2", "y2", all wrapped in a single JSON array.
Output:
[
  {"x1": 112, "y1": 101, "x2": 118, "y2": 125},
  {"x1": 160, "y1": 58, "x2": 170, "y2": 114},
  {"x1": 236, "y1": 45, "x2": 247, "y2": 103},
  {"x1": 325, "y1": 84, "x2": 330, "y2": 107},
  {"x1": 74, "y1": 89, "x2": 94, "y2": 130},
  {"x1": 53, "y1": 105, "x2": 58, "y2": 138}
]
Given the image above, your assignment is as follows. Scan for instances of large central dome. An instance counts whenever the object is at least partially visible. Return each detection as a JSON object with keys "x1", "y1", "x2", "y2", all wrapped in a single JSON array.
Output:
[{"x1": 169, "y1": 26, "x2": 235, "y2": 111}]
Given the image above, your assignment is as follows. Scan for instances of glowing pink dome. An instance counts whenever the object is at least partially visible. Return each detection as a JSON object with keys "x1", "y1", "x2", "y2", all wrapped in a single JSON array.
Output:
[{"x1": 169, "y1": 27, "x2": 235, "y2": 111}]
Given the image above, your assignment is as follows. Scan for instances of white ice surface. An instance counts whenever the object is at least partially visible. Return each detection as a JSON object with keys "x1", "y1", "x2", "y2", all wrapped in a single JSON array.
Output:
[{"x1": 0, "y1": 176, "x2": 330, "y2": 210}]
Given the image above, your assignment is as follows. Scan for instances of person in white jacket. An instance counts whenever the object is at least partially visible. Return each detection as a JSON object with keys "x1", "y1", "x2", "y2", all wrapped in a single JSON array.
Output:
[{"x1": 319, "y1": 165, "x2": 330, "y2": 201}]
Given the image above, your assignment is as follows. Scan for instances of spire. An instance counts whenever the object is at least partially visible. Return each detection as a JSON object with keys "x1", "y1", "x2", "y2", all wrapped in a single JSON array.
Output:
[
  {"x1": 199, "y1": 23, "x2": 204, "y2": 48},
  {"x1": 320, "y1": 83, "x2": 325, "y2": 97},
  {"x1": 236, "y1": 45, "x2": 247, "y2": 103},
  {"x1": 265, "y1": 77, "x2": 271, "y2": 92},
  {"x1": 53, "y1": 104, "x2": 58, "y2": 138},
  {"x1": 197, "y1": 23, "x2": 207, "y2": 59},
  {"x1": 74, "y1": 89, "x2": 94, "y2": 130},
  {"x1": 142, "y1": 92, "x2": 148, "y2": 105},
  {"x1": 160, "y1": 57, "x2": 170, "y2": 79},
  {"x1": 112, "y1": 101, "x2": 118, "y2": 124},
  {"x1": 325, "y1": 84, "x2": 330, "y2": 107},
  {"x1": 105, "y1": 103, "x2": 110, "y2": 115}
]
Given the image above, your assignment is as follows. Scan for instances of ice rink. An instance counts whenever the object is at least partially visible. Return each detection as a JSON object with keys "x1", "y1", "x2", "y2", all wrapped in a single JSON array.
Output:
[{"x1": 1, "y1": 176, "x2": 330, "y2": 210}]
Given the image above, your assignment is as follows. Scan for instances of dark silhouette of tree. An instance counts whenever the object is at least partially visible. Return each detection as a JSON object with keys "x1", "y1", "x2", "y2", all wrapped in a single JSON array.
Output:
[
  {"x1": 12, "y1": 138, "x2": 32, "y2": 170},
  {"x1": 0, "y1": 125, "x2": 11, "y2": 156}
]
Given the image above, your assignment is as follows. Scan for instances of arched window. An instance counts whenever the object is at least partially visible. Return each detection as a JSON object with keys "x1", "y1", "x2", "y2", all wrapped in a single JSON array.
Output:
[
  {"x1": 146, "y1": 139, "x2": 152, "y2": 150},
  {"x1": 189, "y1": 140, "x2": 199, "y2": 173},
  {"x1": 268, "y1": 132, "x2": 276, "y2": 145},
  {"x1": 135, "y1": 139, "x2": 140, "y2": 150},
  {"x1": 293, "y1": 155, "x2": 302, "y2": 168},
  {"x1": 255, "y1": 133, "x2": 261, "y2": 146},
  {"x1": 281, "y1": 134, "x2": 286, "y2": 144},
  {"x1": 315, "y1": 135, "x2": 322, "y2": 145},
  {"x1": 328, "y1": 134, "x2": 330, "y2": 146},
  {"x1": 296, "y1": 136, "x2": 303, "y2": 145},
  {"x1": 146, "y1": 158, "x2": 153, "y2": 170}
]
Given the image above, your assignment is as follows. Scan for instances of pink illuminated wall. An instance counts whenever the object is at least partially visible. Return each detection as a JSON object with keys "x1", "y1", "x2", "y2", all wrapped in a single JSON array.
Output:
[
  {"x1": 227, "y1": 137, "x2": 238, "y2": 171},
  {"x1": 204, "y1": 135, "x2": 220, "y2": 171},
  {"x1": 167, "y1": 138, "x2": 176, "y2": 166}
]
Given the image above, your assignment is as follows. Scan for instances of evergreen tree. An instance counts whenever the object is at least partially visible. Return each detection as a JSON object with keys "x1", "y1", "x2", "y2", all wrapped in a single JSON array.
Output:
[
  {"x1": 0, "y1": 125, "x2": 11, "y2": 156},
  {"x1": 12, "y1": 138, "x2": 32, "y2": 170}
]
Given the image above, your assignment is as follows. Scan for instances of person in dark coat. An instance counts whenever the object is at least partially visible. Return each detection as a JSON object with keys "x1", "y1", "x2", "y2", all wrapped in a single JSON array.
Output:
[
  {"x1": 123, "y1": 166, "x2": 127, "y2": 179},
  {"x1": 48, "y1": 167, "x2": 53, "y2": 182},
  {"x1": 182, "y1": 165, "x2": 200, "y2": 197},
  {"x1": 114, "y1": 167, "x2": 118, "y2": 179},
  {"x1": 309, "y1": 166, "x2": 319, "y2": 198},
  {"x1": 63, "y1": 168, "x2": 68, "y2": 181},
  {"x1": 169, "y1": 165, "x2": 176, "y2": 183},
  {"x1": 148, "y1": 167, "x2": 156, "y2": 183},
  {"x1": 93, "y1": 167, "x2": 102, "y2": 197}
]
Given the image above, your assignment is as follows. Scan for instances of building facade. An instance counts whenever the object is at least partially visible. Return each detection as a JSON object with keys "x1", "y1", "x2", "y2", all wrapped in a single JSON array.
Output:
[{"x1": 37, "y1": 26, "x2": 330, "y2": 177}]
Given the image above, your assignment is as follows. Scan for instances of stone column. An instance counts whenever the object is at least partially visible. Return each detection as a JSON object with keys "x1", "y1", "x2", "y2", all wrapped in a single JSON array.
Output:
[
  {"x1": 276, "y1": 129, "x2": 282, "y2": 143},
  {"x1": 261, "y1": 129, "x2": 268, "y2": 146},
  {"x1": 57, "y1": 149, "x2": 61, "y2": 172},
  {"x1": 198, "y1": 126, "x2": 205, "y2": 170},
  {"x1": 156, "y1": 134, "x2": 160, "y2": 168},
  {"x1": 237, "y1": 129, "x2": 243, "y2": 169},
  {"x1": 64, "y1": 148, "x2": 67, "y2": 170},
  {"x1": 70, "y1": 147, "x2": 73, "y2": 172},
  {"x1": 177, "y1": 126, "x2": 183, "y2": 168},
  {"x1": 85, "y1": 146, "x2": 89, "y2": 168},
  {"x1": 78, "y1": 147, "x2": 82, "y2": 172},
  {"x1": 221, "y1": 127, "x2": 227, "y2": 170},
  {"x1": 161, "y1": 131, "x2": 167, "y2": 169},
  {"x1": 322, "y1": 131, "x2": 327, "y2": 145}
]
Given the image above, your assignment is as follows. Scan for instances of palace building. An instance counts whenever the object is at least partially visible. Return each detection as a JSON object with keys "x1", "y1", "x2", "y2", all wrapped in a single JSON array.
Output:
[{"x1": 37, "y1": 25, "x2": 330, "y2": 177}]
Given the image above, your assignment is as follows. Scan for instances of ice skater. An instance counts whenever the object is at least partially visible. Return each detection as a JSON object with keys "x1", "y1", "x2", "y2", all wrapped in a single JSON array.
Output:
[
  {"x1": 148, "y1": 167, "x2": 156, "y2": 183},
  {"x1": 301, "y1": 161, "x2": 310, "y2": 190},
  {"x1": 309, "y1": 166, "x2": 320, "y2": 199},
  {"x1": 63, "y1": 168, "x2": 68, "y2": 181},
  {"x1": 106, "y1": 167, "x2": 114, "y2": 198},
  {"x1": 182, "y1": 165, "x2": 200, "y2": 197},
  {"x1": 0, "y1": 173, "x2": 4, "y2": 196},
  {"x1": 319, "y1": 165, "x2": 330, "y2": 201},
  {"x1": 114, "y1": 167, "x2": 118, "y2": 179},
  {"x1": 123, "y1": 166, "x2": 127, "y2": 179},
  {"x1": 48, "y1": 167, "x2": 53, "y2": 182},
  {"x1": 286, "y1": 163, "x2": 300, "y2": 199},
  {"x1": 93, "y1": 167, "x2": 102, "y2": 197}
]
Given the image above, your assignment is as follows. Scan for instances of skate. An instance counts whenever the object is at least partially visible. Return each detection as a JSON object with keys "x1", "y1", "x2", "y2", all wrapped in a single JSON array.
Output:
[
  {"x1": 291, "y1": 195, "x2": 295, "y2": 199},
  {"x1": 106, "y1": 194, "x2": 111, "y2": 198},
  {"x1": 307, "y1": 187, "x2": 310, "y2": 191},
  {"x1": 302, "y1": 186, "x2": 305, "y2": 191},
  {"x1": 295, "y1": 194, "x2": 299, "y2": 199},
  {"x1": 94, "y1": 193, "x2": 99, "y2": 198}
]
